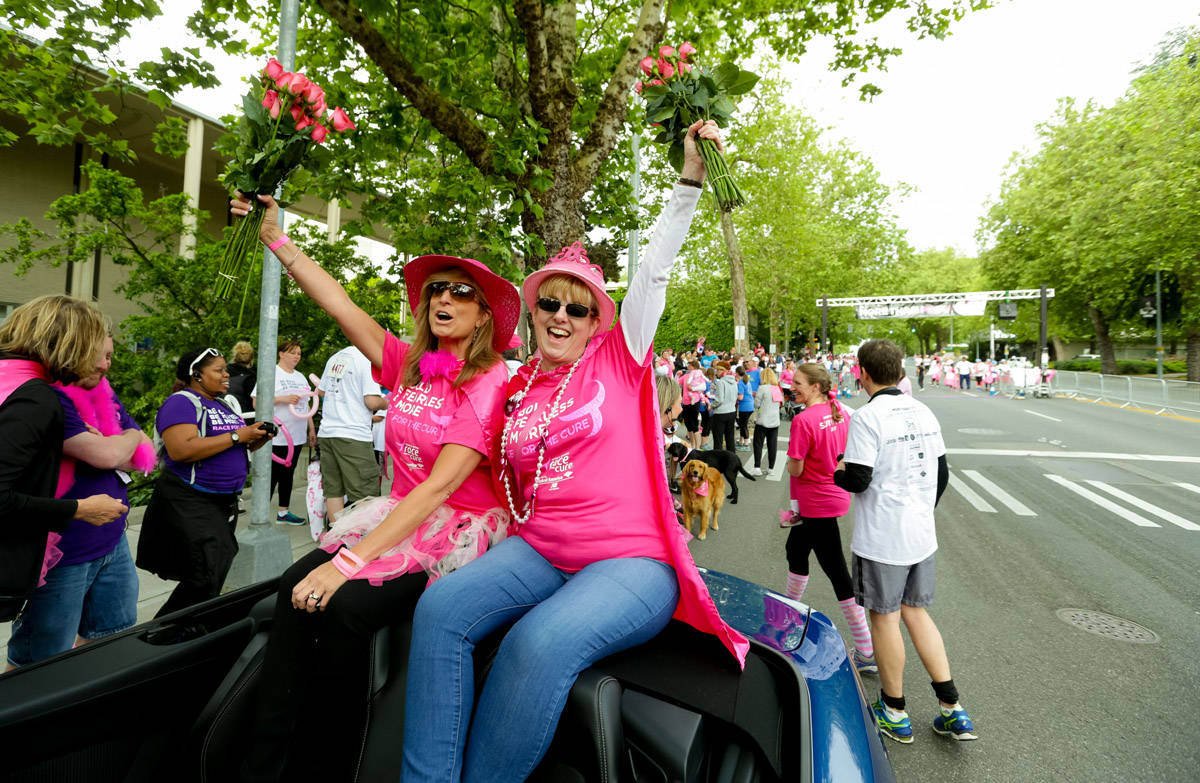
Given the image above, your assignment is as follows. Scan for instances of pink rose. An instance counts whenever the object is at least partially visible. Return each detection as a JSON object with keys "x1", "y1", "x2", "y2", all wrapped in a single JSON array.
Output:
[
  {"x1": 312, "y1": 98, "x2": 327, "y2": 119},
  {"x1": 330, "y1": 107, "x2": 355, "y2": 133},
  {"x1": 639, "y1": 56, "x2": 655, "y2": 76},
  {"x1": 290, "y1": 104, "x2": 305, "y2": 122},
  {"x1": 295, "y1": 114, "x2": 314, "y2": 131},
  {"x1": 289, "y1": 73, "x2": 311, "y2": 96},
  {"x1": 678, "y1": 41, "x2": 696, "y2": 59},
  {"x1": 650, "y1": 79, "x2": 663, "y2": 86},
  {"x1": 275, "y1": 72, "x2": 293, "y2": 91},
  {"x1": 304, "y1": 81, "x2": 324, "y2": 104},
  {"x1": 311, "y1": 123, "x2": 328, "y2": 143},
  {"x1": 634, "y1": 80, "x2": 643, "y2": 95},
  {"x1": 677, "y1": 62, "x2": 691, "y2": 74},
  {"x1": 659, "y1": 45, "x2": 676, "y2": 59},
  {"x1": 261, "y1": 89, "x2": 279, "y2": 111},
  {"x1": 263, "y1": 58, "x2": 285, "y2": 81},
  {"x1": 657, "y1": 59, "x2": 674, "y2": 79}
]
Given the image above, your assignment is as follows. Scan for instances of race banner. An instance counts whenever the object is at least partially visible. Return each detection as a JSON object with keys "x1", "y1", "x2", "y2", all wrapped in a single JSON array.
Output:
[{"x1": 856, "y1": 296, "x2": 987, "y2": 320}]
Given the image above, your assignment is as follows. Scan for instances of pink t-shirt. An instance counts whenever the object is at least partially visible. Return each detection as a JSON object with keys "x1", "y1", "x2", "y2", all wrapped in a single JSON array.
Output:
[
  {"x1": 787, "y1": 401, "x2": 851, "y2": 518},
  {"x1": 780, "y1": 369, "x2": 794, "y2": 387},
  {"x1": 373, "y1": 333, "x2": 508, "y2": 515},
  {"x1": 504, "y1": 327, "x2": 671, "y2": 572}
]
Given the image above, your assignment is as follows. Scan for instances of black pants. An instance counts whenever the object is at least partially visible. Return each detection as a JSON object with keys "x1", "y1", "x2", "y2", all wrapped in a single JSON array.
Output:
[
  {"x1": 917, "y1": 368, "x2": 925, "y2": 388},
  {"x1": 752, "y1": 425, "x2": 779, "y2": 470},
  {"x1": 785, "y1": 517, "x2": 853, "y2": 601},
  {"x1": 240, "y1": 548, "x2": 427, "y2": 782},
  {"x1": 699, "y1": 407, "x2": 712, "y2": 437},
  {"x1": 711, "y1": 412, "x2": 736, "y2": 452},
  {"x1": 270, "y1": 444, "x2": 301, "y2": 508},
  {"x1": 737, "y1": 410, "x2": 752, "y2": 440}
]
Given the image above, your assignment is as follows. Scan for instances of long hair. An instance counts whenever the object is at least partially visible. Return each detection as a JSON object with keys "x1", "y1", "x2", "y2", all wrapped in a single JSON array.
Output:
[
  {"x1": 231, "y1": 341, "x2": 254, "y2": 365},
  {"x1": 760, "y1": 367, "x2": 779, "y2": 386},
  {"x1": 795, "y1": 363, "x2": 843, "y2": 423},
  {"x1": 0, "y1": 295, "x2": 108, "y2": 383},
  {"x1": 401, "y1": 271, "x2": 501, "y2": 389},
  {"x1": 655, "y1": 372, "x2": 681, "y2": 413}
]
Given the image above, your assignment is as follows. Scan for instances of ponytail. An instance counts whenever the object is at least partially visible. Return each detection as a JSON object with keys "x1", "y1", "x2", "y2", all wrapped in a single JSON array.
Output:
[{"x1": 827, "y1": 389, "x2": 844, "y2": 423}]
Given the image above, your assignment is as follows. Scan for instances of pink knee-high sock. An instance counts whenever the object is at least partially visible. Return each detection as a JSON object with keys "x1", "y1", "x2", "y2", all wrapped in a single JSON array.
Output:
[
  {"x1": 786, "y1": 572, "x2": 809, "y2": 600},
  {"x1": 839, "y1": 597, "x2": 873, "y2": 657}
]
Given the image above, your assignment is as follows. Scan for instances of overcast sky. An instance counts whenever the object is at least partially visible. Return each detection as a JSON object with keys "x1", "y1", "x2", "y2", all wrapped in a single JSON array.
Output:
[{"x1": 128, "y1": 0, "x2": 1199, "y2": 259}]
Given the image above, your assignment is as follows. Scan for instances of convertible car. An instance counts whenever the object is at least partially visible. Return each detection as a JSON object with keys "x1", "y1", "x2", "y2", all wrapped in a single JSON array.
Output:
[{"x1": 0, "y1": 568, "x2": 895, "y2": 782}]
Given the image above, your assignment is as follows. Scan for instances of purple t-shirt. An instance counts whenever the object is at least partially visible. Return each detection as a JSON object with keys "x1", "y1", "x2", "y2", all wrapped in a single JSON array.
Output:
[
  {"x1": 54, "y1": 388, "x2": 138, "y2": 566},
  {"x1": 156, "y1": 391, "x2": 248, "y2": 493}
]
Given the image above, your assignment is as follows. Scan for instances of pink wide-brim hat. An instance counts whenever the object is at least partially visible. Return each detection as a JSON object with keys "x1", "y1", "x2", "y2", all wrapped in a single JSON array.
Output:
[
  {"x1": 521, "y1": 242, "x2": 616, "y2": 333},
  {"x1": 403, "y1": 255, "x2": 521, "y2": 353}
]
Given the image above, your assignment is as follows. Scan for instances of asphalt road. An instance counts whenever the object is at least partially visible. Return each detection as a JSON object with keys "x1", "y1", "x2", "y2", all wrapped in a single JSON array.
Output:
[{"x1": 686, "y1": 380, "x2": 1200, "y2": 783}]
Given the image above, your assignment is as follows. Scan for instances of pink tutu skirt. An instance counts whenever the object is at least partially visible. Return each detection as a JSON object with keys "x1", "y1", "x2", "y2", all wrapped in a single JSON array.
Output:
[{"x1": 319, "y1": 496, "x2": 510, "y2": 585}]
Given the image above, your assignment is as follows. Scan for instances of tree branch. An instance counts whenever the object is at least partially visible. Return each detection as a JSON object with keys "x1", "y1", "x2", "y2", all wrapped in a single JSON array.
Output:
[
  {"x1": 314, "y1": 0, "x2": 496, "y2": 177},
  {"x1": 571, "y1": 0, "x2": 666, "y2": 198},
  {"x1": 109, "y1": 218, "x2": 208, "y2": 323}
]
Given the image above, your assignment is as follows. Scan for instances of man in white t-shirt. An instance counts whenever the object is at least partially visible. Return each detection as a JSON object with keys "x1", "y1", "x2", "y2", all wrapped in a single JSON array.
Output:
[
  {"x1": 251, "y1": 339, "x2": 317, "y2": 525},
  {"x1": 833, "y1": 339, "x2": 976, "y2": 745},
  {"x1": 954, "y1": 358, "x2": 972, "y2": 390},
  {"x1": 316, "y1": 345, "x2": 387, "y2": 520}
]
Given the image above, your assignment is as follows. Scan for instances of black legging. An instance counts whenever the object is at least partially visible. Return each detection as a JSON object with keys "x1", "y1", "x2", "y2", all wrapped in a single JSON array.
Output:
[
  {"x1": 699, "y1": 407, "x2": 712, "y2": 438},
  {"x1": 785, "y1": 517, "x2": 853, "y2": 601},
  {"x1": 240, "y1": 549, "x2": 427, "y2": 782},
  {"x1": 271, "y1": 444, "x2": 301, "y2": 508},
  {"x1": 711, "y1": 412, "x2": 736, "y2": 452},
  {"x1": 752, "y1": 425, "x2": 778, "y2": 470},
  {"x1": 737, "y1": 410, "x2": 752, "y2": 440}
]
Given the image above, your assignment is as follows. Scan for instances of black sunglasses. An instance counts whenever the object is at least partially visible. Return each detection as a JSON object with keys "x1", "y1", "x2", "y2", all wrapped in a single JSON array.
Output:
[
  {"x1": 537, "y1": 297, "x2": 596, "y2": 319},
  {"x1": 427, "y1": 280, "x2": 478, "y2": 301}
]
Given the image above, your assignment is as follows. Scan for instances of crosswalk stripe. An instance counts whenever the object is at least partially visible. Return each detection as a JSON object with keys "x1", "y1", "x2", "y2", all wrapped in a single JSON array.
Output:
[
  {"x1": 1178, "y1": 483, "x2": 1200, "y2": 495},
  {"x1": 1045, "y1": 474, "x2": 1159, "y2": 527},
  {"x1": 949, "y1": 472, "x2": 996, "y2": 512},
  {"x1": 961, "y1": 470, "x2": 1036, "y2": 516},
  {"x1": 961, "y1": 391, "x2": 978, "y2": 397},
  {"x1": 766, "y1": 456, "x2": 787, "y2": 482},
  {"x1": 1024, "y1": 409, "x2": 1062, "y2": 422},
  {"x1": 1086, "y1": 481, "x2": 1200, "y2": 531}
]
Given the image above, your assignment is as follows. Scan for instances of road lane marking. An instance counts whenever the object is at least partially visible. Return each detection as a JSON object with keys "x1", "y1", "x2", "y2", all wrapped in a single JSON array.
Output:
[
  {"x1": 962, "y1": 470, "x2": 1036, "y2": 516},
  {"x1": 1045, "y1": 474, "x2": 1159, "y2": 527},
  {"x1": 946, "y1": 449, "x2": 1200, "y2": 463},
  {"x1": 766, "y1": 454, "x2": 788, "y2": 482},
  {"x1": 1178, "y1": 483, "x2": 1200, "y2": 495},
  {"x1": 961, "y1": 391, "x2": 978, "y2": 397},
  {"x1": 1085, "y1": 481, "x2": 1200, "y2": 531},
  {"x1": 949, "y1": 472, "x2": 996, "y2": 512},
  {"x1": 1024, "y1": 409, "x2": 1062, "y2": 422}
]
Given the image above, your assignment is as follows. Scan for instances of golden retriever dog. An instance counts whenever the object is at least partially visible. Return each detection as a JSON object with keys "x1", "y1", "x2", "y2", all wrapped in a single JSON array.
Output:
[{"x1": 680, "y1": 459, "x2": 725, "y2": 541}]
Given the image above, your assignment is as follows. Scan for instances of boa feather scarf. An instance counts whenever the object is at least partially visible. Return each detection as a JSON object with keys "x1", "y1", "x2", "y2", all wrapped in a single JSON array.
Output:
[{"x1": 53, "y1": 377, "x2": 157, "y2": 497}]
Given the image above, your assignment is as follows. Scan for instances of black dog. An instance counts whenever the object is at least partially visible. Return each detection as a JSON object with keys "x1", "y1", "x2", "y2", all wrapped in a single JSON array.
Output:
[{"x1": 667, "y1": 443, "x2": 755, "y2": 504}]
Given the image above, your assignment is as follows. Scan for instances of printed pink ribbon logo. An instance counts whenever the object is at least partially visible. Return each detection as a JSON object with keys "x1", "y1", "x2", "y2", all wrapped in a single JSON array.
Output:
[{"x1": 558, "y1": 380, "x2": 605, "y2": 437}]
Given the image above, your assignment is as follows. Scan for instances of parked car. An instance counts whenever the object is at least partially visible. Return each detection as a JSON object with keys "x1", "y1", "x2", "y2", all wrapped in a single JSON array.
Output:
[
  {"x1": 1071, "y1": 352, "x2": 1101, "y2": 360},
  {"x1": 0, "y1": 567, "x2": 895, "y2": 783}
]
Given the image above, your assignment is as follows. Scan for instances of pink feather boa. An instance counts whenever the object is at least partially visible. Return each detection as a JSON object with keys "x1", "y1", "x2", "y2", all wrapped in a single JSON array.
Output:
[
  {"x1": 53, "y1": 378, "x2": 157, "y2": 496},
  {"x1": 418, "y1": 350, "x2": 463, "y2": 383}
]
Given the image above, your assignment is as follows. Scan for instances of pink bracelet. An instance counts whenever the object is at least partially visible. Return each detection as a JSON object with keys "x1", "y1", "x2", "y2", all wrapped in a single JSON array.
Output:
[
  {"x1": 331, "y1": 547, "x2": 366, "y2": 578},
  {"x1": 267, "y1": 234, "x2": 291, "y2": 252}
]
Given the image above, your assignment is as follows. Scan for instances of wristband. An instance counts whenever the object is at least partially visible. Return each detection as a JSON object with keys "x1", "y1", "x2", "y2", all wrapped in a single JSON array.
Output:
[
  {"x1": 331, "y1": 547, "x2": 366, "y2": 578},
  {"x1": 678, "y1": 177, "x2": 703, "y2": 189},
  {"x1": 267, "y1": 234, "x2": 291, "y2": 252}
]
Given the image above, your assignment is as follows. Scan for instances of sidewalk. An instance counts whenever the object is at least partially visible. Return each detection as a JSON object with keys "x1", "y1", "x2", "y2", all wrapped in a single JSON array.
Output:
[{"x1": 2, "y1": 459, "x2": 391, "y2": 663}]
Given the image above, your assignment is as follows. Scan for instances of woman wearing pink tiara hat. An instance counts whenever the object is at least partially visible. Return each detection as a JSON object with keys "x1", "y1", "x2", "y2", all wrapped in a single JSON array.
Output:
[
  {"x1": 229, "y1": 193, "x2": 520, "y2": 782},
  {"x1": 400, "y1": 119, "x2": 748, "y2": 783}
]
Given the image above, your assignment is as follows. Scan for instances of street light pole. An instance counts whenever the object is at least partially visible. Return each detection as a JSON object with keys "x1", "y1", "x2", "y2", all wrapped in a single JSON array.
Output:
[{"x1": 1155, "y1": 267, "x2": 1164, "y2": 379}]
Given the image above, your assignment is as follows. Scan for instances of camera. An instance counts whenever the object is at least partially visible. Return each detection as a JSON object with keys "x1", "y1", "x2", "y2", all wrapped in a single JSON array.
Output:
[{"x1": 258, "y1": 421, "x2": 279, "y2": 437}]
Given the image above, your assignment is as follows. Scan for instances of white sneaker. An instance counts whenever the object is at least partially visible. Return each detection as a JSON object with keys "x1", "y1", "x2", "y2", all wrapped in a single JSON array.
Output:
[{"x1": 752, "y1": 467, "x2": 765, "y2": 476}]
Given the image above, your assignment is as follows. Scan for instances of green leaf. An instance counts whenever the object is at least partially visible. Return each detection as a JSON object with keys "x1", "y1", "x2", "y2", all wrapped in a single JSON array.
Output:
[
  {"x1": 725, "y1": 69, "x2": 760, "y2": 96},
  {"x1": 147, "y1": 89, "x2": 171, "y2": 110},
  {"x1": 650, "y1": 105, "x2": 677, "y2": 123},
  {"x1": 667, "y1": 140, "x2": 684, "y2": 173}
]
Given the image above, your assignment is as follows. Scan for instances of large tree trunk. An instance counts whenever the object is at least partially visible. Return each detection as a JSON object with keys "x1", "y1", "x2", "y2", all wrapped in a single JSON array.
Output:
[
  {"x1": 1087, "y1": 303, "x2": 1118, "y2": 375},
  {"x1": 1051, "y1": 334, "x2": 1067, "y2": 363},
  {"x1": 1187, "y1": 330, "x2": 1199, "y2": 383},
  {"x1": 720, "y1": 212, "x2": 749, "y2": 355}
]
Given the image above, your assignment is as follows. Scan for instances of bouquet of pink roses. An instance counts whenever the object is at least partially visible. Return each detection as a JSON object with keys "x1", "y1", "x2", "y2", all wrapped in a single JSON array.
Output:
[
  {"x1": 635, "y1": 42, "x2": 757, "y2": 211},
  {"x1": 215, "y1": 58, "x2": 356, "y2": 300}
]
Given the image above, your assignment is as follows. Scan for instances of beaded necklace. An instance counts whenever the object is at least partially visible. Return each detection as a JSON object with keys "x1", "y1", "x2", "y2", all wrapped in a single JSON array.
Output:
[{"x1": 500, "y1": 353, "x2": 585, "y2": 524}]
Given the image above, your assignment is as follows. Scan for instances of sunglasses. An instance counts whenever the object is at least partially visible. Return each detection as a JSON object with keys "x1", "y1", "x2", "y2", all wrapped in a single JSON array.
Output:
[
  {"x1": 427, "y1": 280, "x2": 478, "y2": 301},
  {"x1": 537, "y1": 297, "x2": 596, "y2": 319},
  {"x1": 189, "y1": 347, "x2": 222, "y2": 377}
]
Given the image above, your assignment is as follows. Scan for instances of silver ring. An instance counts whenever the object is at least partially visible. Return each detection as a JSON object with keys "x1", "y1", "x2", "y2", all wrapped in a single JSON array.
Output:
[{"x1": 308, "y1": 592, "x2": 321, "y2": 601}]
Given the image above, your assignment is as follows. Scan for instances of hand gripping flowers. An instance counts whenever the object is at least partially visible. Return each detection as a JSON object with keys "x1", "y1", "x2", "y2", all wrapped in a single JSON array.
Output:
[
  {"x1": 635, "y1": 42, "x2": 757, "y2": 211},
  {"x1": 215, "y1": 59, "x2": 356, "y2": 301}
]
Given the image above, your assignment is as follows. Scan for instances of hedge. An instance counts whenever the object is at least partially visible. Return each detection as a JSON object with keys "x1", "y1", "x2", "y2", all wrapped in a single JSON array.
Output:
[{"x1": 1050, "y1": 359, "x2": 1188, "y2": 374}]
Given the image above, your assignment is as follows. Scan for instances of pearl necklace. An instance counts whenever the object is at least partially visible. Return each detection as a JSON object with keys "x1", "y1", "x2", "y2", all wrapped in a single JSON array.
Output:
[{"x1": 500, "y1": 354, "x2": 585, "y2": 524}]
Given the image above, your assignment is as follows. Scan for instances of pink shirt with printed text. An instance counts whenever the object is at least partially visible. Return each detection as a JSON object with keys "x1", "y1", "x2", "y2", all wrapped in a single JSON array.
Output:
[
  {"x1": 373, "y1": 334, "x2": 508, "y2": 514},
  {"x1": 505, "y1": 327, "x2": 670, "y2": 572},
  {"x1": 787, "y1": 401, "x2": 851, "y2": 518}
]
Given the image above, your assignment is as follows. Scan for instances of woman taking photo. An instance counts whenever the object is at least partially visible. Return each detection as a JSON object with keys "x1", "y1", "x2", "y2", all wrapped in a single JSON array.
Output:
[
  {"x1": 783, "y1": 363, "x2": 875, "y2": 674},
  {"x1": 137, "y1": 348, "x2": 273, "y2": 617},
  {"x1": 251, "y1": 339, "x2": 316, "y2": 525},
  {"x1": 0, "y1": 295, "x2": 127, "y2": 623},
  {"x1": 750, "y1": 366, "x2": 783, "y2": 476},
  {"x1": 229, "y1": 193, "x2": 520, "y2": 782},
  {"x1": 400, "y1": 120, "x2": 747, "y2": 783}
]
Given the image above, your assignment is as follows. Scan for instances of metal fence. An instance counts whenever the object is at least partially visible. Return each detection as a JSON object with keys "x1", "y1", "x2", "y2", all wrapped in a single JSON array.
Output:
[{"x1": 1050, "y1": 370, "x2": 1200, "y2": 416}]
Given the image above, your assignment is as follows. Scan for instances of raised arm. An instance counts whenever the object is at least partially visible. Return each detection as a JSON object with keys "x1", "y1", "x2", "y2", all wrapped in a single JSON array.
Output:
[
  {"x1": 230, "y1": 194, "x2": 386, "y2": 368},
  {"x1": 621, "y1": 120, "x2": 723, "y2": 361}
]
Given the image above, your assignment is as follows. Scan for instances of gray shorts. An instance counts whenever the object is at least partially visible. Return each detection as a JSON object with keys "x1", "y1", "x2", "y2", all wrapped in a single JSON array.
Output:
[
  {"x1": 318, "y1": 436, "x2": 378, "y2": 504},
  {"x1": 852, "y1": 554, "x2": 936, "y2": 614}
]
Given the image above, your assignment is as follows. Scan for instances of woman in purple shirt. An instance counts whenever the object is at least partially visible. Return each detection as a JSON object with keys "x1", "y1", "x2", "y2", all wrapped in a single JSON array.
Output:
[{"x1": 135, "y1": 347, "x2": 272, "y2": 616}]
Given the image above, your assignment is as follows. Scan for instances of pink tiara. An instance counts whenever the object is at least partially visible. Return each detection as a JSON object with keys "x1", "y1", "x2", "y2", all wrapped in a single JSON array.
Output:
[{"x1": 548, "y1": 241, "x2": 603, "y2": 276}]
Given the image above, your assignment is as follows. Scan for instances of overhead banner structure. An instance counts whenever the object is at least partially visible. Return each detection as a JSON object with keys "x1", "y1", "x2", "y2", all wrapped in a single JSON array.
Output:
[{"x1": 856, "y1": 296, "x2": 987, "y2": 320}]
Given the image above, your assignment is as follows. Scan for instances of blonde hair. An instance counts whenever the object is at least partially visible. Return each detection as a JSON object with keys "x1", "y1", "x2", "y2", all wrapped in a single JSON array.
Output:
[
  {"x1": 401, "y1": 270, "x2": 501, "y2": 389},
  {"x1": 0, "y1": 295, "x2": 108, "y2": 383},
  {"x1": 760, "y1": 367, "x2": 779, "y2": 386},
  {"x1": 795, "y1": 363, "x2": 843, "y2": 422},
  {"x1": 655, "y1": 372, "x2": 681, "y2": 413},
  {"x1": 231, "y1": 341, "x2": 254, "y2": 364},
  {"x1": 538, "y1": 275, "x2": 597, "y2": 313}
]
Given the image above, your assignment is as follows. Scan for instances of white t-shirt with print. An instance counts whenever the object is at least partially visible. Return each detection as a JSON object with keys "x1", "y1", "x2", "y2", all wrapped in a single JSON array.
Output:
[
  {"x1": 317, "y1": 346, "x2": 382, "y2": 442},
  {"x1": 844, "y1": 390, "x2": 946, "y2": 566},
  {"x1": 252, "y1": 367, "x2": 311, "y2": 448}
]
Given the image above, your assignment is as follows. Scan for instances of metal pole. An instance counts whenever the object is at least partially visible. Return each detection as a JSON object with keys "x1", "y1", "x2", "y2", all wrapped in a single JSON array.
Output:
[
  {"x1": 821, "y1": 298, "x2": 828, "y2": 355},
  {"x1": 989, "y1": 315, "x2": 995, "y2": 360},
  {"x1": 1155, "y1": 268, "x2": 1163, "y2": 379},
  {"x1": 627, "y1": 131, "x2": 641, "y2": 283},
  {"x1": 1039, "y1": 284, "x2": 1048, "y2": 376}
]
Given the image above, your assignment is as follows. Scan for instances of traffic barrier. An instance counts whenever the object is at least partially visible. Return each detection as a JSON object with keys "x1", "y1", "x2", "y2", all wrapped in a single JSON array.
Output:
[{"x1": 1051, "y1": 370, "x2": 1200, "y2": 416}]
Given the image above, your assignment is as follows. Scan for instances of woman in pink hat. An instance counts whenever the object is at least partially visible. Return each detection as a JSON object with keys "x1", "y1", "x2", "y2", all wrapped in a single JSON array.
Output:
[
  {"x1": 229, "y1": 195, "x2": 520, "y2": 781},
  {"x1": 400, "y1": 120, "x2": 749, "y2": 783}
]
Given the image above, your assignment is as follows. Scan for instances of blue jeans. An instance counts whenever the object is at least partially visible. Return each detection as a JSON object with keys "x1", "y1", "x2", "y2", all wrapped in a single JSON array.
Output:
[
  {"x1": 401, "y1": 536, "x2": 680, "y2": 783},
  {"x1": 7, "y1": 536, "x2": 139, "y2": 666}
]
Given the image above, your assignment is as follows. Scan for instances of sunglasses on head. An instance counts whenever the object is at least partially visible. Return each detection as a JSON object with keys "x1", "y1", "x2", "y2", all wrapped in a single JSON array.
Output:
[
  {"x1": 189, "y1": 347, "x2": 222, "y2": 377},
  {"x1": 537, "y1": 297, "x2": 596, "y2": 319},
  {"x1": 427, "y1": 280, "x2": 478, "y2": 301}
]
